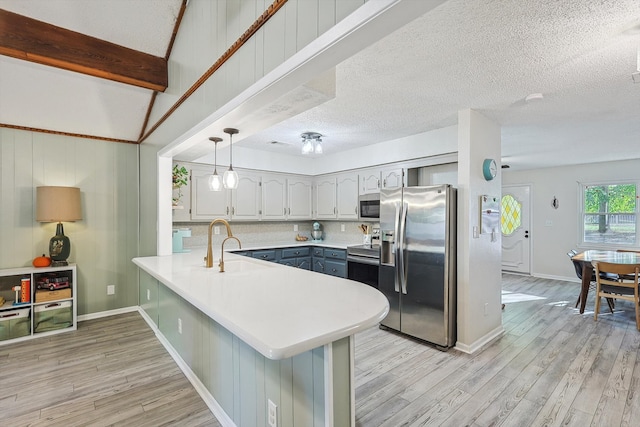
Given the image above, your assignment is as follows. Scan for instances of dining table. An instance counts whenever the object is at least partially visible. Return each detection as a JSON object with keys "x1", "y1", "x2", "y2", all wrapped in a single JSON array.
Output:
[{"x1": 571, "y1": 250, "x2": 640, "y2": 314}]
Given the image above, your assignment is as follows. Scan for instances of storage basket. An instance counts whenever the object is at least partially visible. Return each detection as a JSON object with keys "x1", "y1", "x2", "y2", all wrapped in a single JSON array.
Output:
[
  {"x1": 0, "y1": 307, "x2": 30, "y2": 341},
  {"x1": 34, "y1": 301, "x2": 72, "y2": 333}
]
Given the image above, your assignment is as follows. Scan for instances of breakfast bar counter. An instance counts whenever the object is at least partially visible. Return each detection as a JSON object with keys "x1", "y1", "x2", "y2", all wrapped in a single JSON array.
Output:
[
  {"x1": 133, "y1": 250, "x2": 388, "y2": 359},
  {"x1": 133, "y1": 249, "x2": 388, "y2": 427}
]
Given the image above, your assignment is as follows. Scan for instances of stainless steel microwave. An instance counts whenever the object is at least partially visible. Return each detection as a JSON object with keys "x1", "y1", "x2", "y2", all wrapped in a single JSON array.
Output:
[{"x1": 359, "y1": 193, "x2": 380, "y2": 221}]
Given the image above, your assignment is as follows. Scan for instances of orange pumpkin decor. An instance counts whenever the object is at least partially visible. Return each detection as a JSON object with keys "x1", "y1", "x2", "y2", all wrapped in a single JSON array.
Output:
[{"x1": 33, "y1": 254, "x2": 52, "y2": 268}]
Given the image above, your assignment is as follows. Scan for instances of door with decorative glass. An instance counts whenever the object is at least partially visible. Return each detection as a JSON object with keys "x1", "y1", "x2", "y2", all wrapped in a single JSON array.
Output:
[{"x1": 501, "y1": 185, "x2": 531, "y2": 274}]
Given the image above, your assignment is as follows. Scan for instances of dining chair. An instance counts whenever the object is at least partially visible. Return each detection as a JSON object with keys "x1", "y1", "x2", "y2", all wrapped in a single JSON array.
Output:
[
  {"x1": 568, "y1": 251, "x2": 614, "y2": 312},
  {"x1": 593, "y1": 262, "x2": 640, "y2": 330}
]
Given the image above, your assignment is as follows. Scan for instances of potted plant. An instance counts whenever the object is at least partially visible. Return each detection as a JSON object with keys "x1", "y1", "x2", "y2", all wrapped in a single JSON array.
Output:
[{"x1": 172, "y1": 164, "x2": 189, "y2": 206}]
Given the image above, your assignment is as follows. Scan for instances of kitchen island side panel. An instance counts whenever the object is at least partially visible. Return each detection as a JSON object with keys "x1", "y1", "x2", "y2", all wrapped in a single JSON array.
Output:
[{"x1": 150, "y1": 283, "x2": 335, "y2": 427}]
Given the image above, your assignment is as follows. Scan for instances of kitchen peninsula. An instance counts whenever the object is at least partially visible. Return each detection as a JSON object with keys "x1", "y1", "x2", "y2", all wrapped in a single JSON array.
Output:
[{"x1": 133, "y1": 249, "x2": 389, "y2": 427}]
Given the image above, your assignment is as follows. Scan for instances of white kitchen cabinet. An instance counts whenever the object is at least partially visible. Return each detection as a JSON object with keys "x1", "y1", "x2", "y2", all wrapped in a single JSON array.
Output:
[
  {"x1": 232, "y1": 171, "x2": 262, "y2": 220},
  {"x1": 191, "y1": 165, "x2": 261, "y2": 221},
  {"x1": 360, "y1": 169, "x2": 380, "y2": 195},
  {"x1": 262, "y1": 173, "x2": 287, "y2": 220},
  {"x1": 191, "y1": 164, "x2": 230, "y2": 220},
  {"x1": 381, "y1": 167, "x2": 404, "y2": 189},
  {"x1": 287, "y1": 177, "x2": 312, "y2": 219},
  {"x1": 336, "y1": 172, "x2": 359, "y2": 219},
  {"x1": 315, "y1": 176, "x2": 337, "y2": 219}
]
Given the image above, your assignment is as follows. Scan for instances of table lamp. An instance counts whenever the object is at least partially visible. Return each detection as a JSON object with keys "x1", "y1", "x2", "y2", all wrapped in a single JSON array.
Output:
[{"x1": 36, "y1": 186, "x2": 82, "y2": 266}]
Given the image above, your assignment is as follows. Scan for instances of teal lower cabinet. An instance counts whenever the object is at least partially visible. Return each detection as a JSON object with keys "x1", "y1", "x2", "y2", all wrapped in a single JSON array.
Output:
[
  {"x1": 242, "y1": 246, "x2": 346, "y2": 277},
  {"x1": 322, "y1": 248, "x2": 347, "y2": 278},
  {"x1": 278, "y1": 247, "x2": 311, "y2": 270},
  {"x1": 325, "y1": 259, "x2": 347, "y2": 278},
  {"x1": 140, "y1": 284, "x2": 354, "y2": 427}
]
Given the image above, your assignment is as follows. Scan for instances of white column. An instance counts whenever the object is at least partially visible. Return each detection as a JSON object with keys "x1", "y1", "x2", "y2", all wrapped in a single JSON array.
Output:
[{"x1": 455, "y1": 109, "x2": 504, "y2": 353}]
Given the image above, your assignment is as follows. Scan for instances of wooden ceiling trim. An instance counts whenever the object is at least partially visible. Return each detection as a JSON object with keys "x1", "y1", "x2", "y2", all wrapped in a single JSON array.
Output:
[
  {"x1": 139, "y1": 0, "x2": 188, "y2": 141},
  {"x1": 0, "y1": 123, "x2": 138, "y2": 145},
  {"x1": 0, "y1": 9, "x2": 168, "y2": 92},
  {"x1": 139, "y1": 0, "x2": 288, "y2": 143}
]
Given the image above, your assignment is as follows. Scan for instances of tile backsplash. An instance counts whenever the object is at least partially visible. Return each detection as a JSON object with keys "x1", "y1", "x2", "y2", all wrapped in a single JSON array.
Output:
[{"x1": 173, "y1": 220, "x2": 375, "y2": 250}]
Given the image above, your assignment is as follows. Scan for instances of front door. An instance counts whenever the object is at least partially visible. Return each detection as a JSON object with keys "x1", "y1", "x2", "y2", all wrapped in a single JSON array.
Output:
[{"x1": 501, "y1": 185, "x2": 531, "y2": 274}]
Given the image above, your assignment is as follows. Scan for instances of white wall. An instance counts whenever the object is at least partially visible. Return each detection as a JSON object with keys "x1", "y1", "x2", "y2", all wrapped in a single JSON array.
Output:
[
  {"x1": 503, "y1": 158, "x2": 640, "y2": 281},
  {"x1": 456, "y1": 109, "x2": 503, "y2": 353}
]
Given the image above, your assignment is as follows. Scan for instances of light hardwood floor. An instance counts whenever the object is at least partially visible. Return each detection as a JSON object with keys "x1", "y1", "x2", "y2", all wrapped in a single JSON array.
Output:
[
  {"x1": 2, "y1": 274, "x2": 639, "y2": 426},
  {"x1": 0, "y1": 312, "x2": 221, "y2": 427},
  {"x1": 354, "y1": 274, "x2": 640, "y2": 427}
]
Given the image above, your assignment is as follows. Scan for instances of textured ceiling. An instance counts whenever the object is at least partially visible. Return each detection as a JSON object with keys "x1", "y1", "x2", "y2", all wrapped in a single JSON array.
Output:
[
  {"x1": 231, "y1": 0, "x2": 640, "y2": 170},
  {"x1": 1, "y1": 0, "x2": 639, "y2": 171}
]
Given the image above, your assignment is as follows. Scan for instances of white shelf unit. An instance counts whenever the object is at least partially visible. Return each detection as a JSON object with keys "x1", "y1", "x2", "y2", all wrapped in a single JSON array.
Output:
[{"x1": 0, "y1": 264, "x2": 77, "y2": 345}]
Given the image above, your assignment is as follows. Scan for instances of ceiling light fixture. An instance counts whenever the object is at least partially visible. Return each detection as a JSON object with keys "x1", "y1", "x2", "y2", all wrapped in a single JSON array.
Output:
[
  {"x1": 208, "y1": 137, "x2": 223, "y2": 191},
  {"x1": 301, "y1": 132, "x2": 323, "y2": 155},
  {"x1": 223, "y1": 128, "x2": 239, "y2": 189}
]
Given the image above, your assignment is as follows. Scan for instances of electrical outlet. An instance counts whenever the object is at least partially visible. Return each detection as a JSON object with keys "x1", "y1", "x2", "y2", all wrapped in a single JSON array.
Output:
[
  {"x1": 214, "y1": 226, "x2": 220, "y2": 235},
  {"x1": 268, "y1": 399, "x2": 277, "y2": 427},
  {"x1": 146, "y1": 288, "x2": 151, "y2": 301},
  {"x1": 341, "y1": 224, "x2": 345, "y2": 232},
  {"x1": 484, "y1": 303, "x2": 488, "y2": 316},
  {"x1": 107, "y1": 285, "x2": 115, "y2": 295},
  {"x1": 293, "y1": 224, "x2": 298, "y2": 232},
  {"x1": 178, "y1": 318, "x2": 182, "y2": 334}
]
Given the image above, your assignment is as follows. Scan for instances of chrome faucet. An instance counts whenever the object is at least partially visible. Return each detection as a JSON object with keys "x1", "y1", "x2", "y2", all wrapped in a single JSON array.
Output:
[{"x1": 205, "y1": 218, "x2": 242, "y2": 272}]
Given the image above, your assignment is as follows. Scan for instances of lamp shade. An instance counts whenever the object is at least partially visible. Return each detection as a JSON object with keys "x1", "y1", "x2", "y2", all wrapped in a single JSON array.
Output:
[{"x1": 36, "y1": 186, "x2": 82, "y2": 222}]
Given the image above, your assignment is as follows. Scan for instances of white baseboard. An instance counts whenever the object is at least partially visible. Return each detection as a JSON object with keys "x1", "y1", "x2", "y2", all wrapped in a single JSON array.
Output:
[
  {"x1": 136, "y1": 308, "x2": 236, "y2": 427},
  {"x1": 77, "y1": 306, "x2": 138, "y2": 322},
  {"x1": 454, "y1": 325, "x2": 505, "y2": 354}
]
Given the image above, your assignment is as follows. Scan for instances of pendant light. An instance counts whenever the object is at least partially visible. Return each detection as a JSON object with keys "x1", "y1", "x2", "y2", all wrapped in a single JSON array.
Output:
[
  {"x1": 223, "y1": 128, "x2": 239, "y2": 189},
  {"x1": 208, "y1": 137, "x2": 223, "y2": 191}
]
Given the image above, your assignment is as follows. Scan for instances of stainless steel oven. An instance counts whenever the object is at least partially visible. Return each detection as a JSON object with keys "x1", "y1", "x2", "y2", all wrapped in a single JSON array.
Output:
[{"x1": 347, "y1": 244, "x2": 380, "y2": 289}]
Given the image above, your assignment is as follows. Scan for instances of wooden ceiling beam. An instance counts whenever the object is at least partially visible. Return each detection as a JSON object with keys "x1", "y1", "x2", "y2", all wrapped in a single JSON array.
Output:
[{"x1": 0, "y1": 9, "x2": 168, "y2": 92}]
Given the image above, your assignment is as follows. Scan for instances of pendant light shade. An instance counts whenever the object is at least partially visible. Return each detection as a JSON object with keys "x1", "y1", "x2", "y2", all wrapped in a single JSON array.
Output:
[
  {"x1": 223, "y1": 128, "x2": 239, "y2": 190},
  {"x1": 208, "y1": 137, "x2": 223, "y2": 191}
]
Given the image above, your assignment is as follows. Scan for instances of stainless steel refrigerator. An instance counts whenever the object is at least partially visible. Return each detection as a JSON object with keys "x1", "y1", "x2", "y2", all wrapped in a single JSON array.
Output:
[{"x1": 379, "y1": 185, "x2": 456, "y2": 348}]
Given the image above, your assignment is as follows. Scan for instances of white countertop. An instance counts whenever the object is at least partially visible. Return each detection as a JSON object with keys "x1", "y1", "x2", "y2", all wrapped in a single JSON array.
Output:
[{"x1": 133, "y1": 250, "x2": 389, "y2": 360}]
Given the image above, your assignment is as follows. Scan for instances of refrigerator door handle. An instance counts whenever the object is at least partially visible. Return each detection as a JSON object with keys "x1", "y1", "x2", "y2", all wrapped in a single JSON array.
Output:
[
  {"x1": 393, "y1": 202, "x2": 400, "y2": 293},
  {"x1": 399, "y1": 201, "x2": 408, "y2": 294}
]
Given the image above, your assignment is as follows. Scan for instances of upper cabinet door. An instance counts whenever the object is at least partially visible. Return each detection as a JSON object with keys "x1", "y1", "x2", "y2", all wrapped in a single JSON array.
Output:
[
  {"x1": 315, "y1": 177, "x2": 337, "y2": 219},
  {"x1": 381, "y1": 167, "x2": 404, "y2": 189},
  {"x1": 288, "y1": 177, "x2": 313, "y2": 220},
  {"x1": 262, "y1": 174, "x2": 287, "y2": 220},
  {"x1": 233, "y1": 171, "x2": 262, "y2": 220},
  {"x1": 337, "y1": 173, "x2": 359, "y2": 219},
  {"x1": 191, "y1": 164, "x2": 230, "y2": 220},
  {"x1": 360, "y1": 170, "x2": 380, "y2": 195}
]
